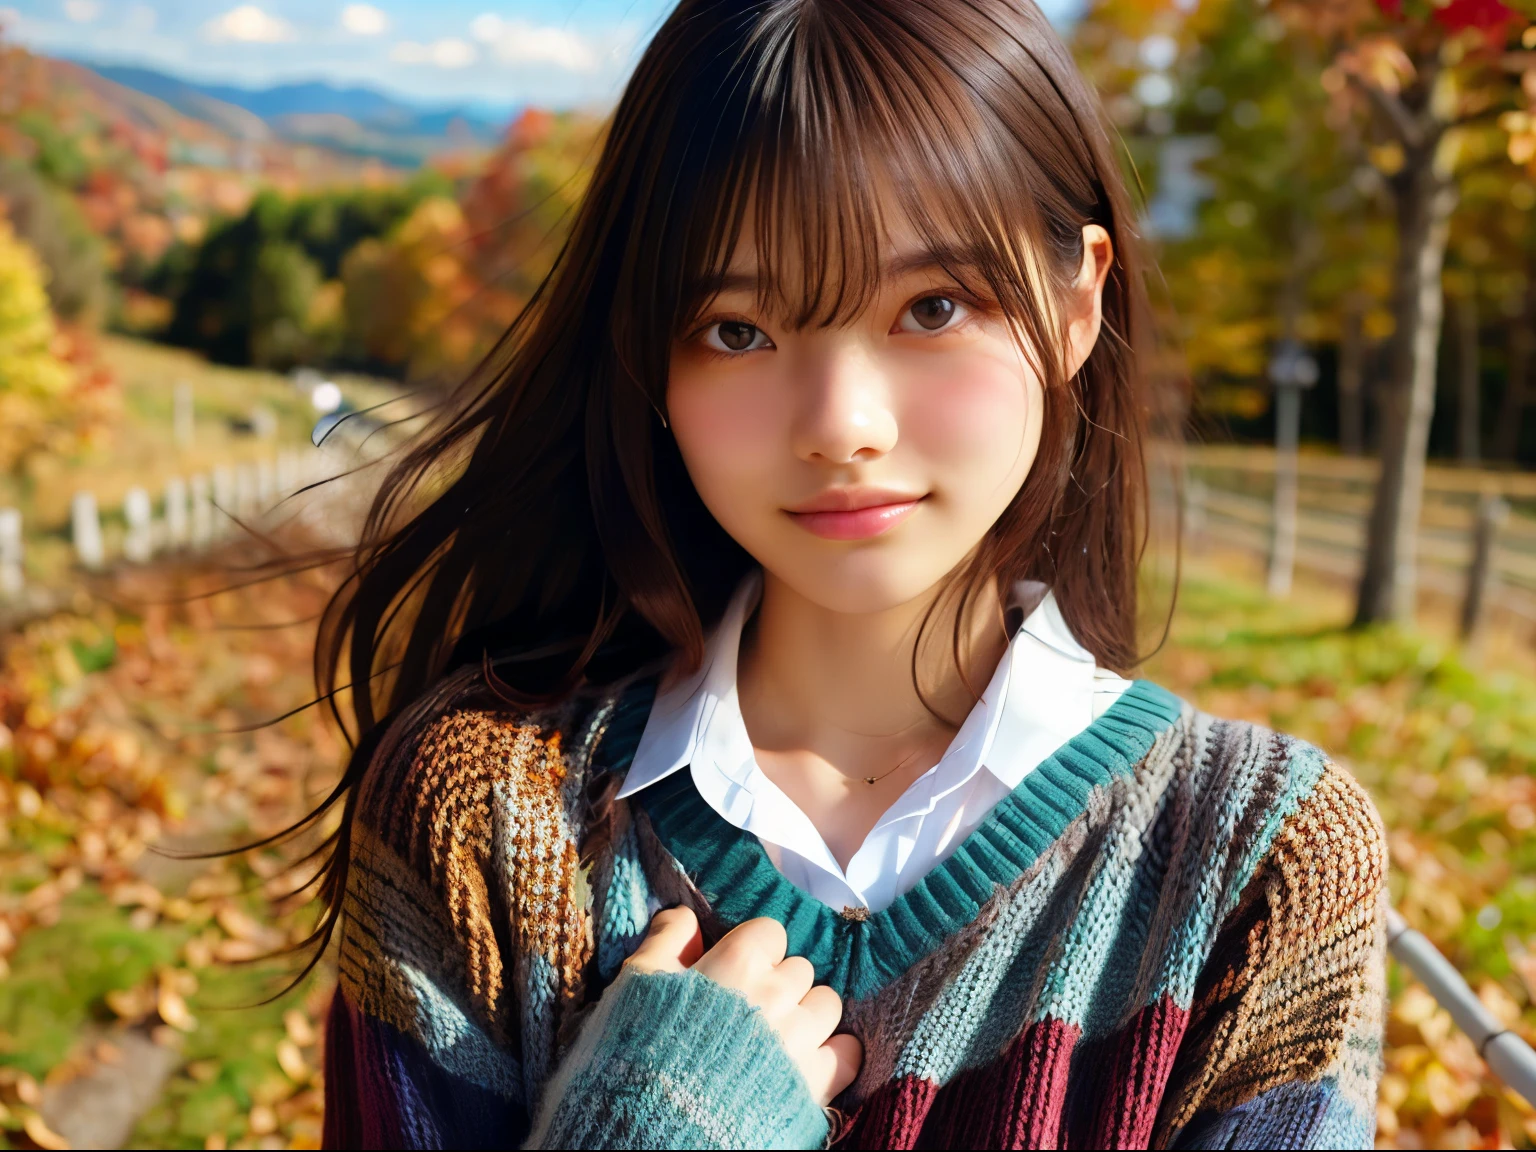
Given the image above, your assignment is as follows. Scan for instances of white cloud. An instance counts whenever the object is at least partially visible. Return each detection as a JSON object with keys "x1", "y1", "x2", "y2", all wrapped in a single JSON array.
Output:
[
  {"x1": 339, "y1": 3, "x2": 388, "y2": 36},
  {"x1": 203, "y1": 5, "x2": 295, "y2": 44},
  {"x1": 390, "y1": 38, "x2": 477, "y2": 69},
  {"x1": 125, "y1": 4, "x2": 157, "y2": 33},
  {"x1": 63, "y1": 0, "x2": 102, "y2": 23},
  {"x1": 469, "y1": 14, "x2": 598, "y2": 72}
]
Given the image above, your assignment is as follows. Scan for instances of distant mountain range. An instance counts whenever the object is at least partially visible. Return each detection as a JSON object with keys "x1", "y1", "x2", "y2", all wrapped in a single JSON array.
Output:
[{"x1": 75, "y1": 62, "x2": 513, "y2": 166}]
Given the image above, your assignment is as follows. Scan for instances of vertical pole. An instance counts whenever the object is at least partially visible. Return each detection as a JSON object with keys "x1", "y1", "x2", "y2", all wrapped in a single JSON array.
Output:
[
  {"x1": 235, "y1": 462, "x2": 259, "y2": 521},
  {"x1": 123, "y1": 487, "x2": 154, "y2": 564},
  {"x1": 165, "y1": 476, "x2": 189, "y2": 550},
  {"x1": 1269, "y1": 382, "x2": 1301, "y2": 597},
  {"x1": 71, "y1": 492, "x2": 104, "y2": 571},
  {"x1": 212, "y1": 467, "x2": 236, "y2": 537},
  {"x1": 0, "y1": 508, "x2": 22, "y2": 600},
  {"x1": 190, "y1": 474, "x2": 213, "y2": 550},
  {"x1": 1459, "y1": 491, "x2": 1508, "y2": 650}
]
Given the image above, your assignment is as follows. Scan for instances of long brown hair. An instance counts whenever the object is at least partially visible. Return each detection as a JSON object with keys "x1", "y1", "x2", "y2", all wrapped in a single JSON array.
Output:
[{"x1": 292, "y1": 0, "x2": 1177, "y2": 969}]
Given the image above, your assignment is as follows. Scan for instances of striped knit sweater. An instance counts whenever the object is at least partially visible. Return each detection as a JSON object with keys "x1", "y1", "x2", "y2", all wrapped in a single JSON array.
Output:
[{"x1": 322, "y1": 669, "x2": 1388, "y2": 1149}]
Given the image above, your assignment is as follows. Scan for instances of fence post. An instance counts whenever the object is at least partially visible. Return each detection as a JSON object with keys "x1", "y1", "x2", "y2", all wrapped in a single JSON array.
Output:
[
  {"x1": 235, "y1": 462, "x2": 259, "y2": 521},
  {"x1": 0, "y1": 508, "x2": 22, "y2": 599},
  {"x1": 123, "y1": 487, "x2": 154, "y2": 564},
  {"x1": 190, "y1": 474, "x2": 213, "y2": 550},
  {"x1": 1459, "y1": 492, "x2": 1508, "y2": 648},
  {"x1": 1266, "y1": 342, "x2": 1318, "y2": 598},
  {"x1": 211, "y1": 467, "x2": 236, "y2": 537},
  {"x1": 1268, "y1": 387, "x2": 1300, "y2": 597},
  {"x1": 165, "y1": 476, "x2": 189, "y2": 550},
  {"x1": 71, "y1": 492, "x2": 104, "y2": 571}
]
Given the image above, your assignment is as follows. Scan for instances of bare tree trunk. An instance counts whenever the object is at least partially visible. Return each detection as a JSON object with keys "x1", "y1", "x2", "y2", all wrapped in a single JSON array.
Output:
[
  {"x1": 1454, "y1": 289, "x2": 1480, "y2": 465},
  {"x1": 1354, "y1": 149, "x2": 1457, "y2": 626},
  {"x1": 1338, "y1": 296, "x2": 1366, "y2": 456},
  {"x1": 1492, "y1": 282, "x2": 1532, "y2": 462}
]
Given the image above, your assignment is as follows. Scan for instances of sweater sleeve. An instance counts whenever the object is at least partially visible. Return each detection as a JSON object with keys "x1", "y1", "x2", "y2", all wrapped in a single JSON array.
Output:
[
  {"x1": 525, "y1": 965, "x2": 831, "y2": 1150},
  {"x1": 1157, "y1": 760, "x2": 1389, "y2": 1150}
]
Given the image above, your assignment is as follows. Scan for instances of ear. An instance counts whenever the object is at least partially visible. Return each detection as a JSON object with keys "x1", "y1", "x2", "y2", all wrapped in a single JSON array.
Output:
[{"x1": 1065, "y1": 224, "x2": 1112, "y2": 380}]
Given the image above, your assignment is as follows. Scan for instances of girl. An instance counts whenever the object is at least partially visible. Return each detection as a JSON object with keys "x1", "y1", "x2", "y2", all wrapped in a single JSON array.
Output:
[{"x1": 316, "y1": 1, "x2": 1388, "y2": 1147}]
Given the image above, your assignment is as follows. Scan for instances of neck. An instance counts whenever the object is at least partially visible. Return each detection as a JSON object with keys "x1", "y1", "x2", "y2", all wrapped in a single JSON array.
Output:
[{"x1": 737, "y1": 568, "x2": 1008, "y2": 754}]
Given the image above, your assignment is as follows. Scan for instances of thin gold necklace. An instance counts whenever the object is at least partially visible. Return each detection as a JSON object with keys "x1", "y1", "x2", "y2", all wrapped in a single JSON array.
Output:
[{"x1": 849, "y1": 745, "x2": 926, "y2": 787}]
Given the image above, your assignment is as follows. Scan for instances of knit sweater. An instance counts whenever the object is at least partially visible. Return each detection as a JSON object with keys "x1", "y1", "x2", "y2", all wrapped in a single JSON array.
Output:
[{"x1": 322, "y1": 668, "x2": 1389, "y2": 1149}]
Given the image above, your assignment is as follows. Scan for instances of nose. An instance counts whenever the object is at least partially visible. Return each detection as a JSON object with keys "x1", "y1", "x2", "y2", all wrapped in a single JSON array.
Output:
[{"x1": 789, "y1": 342, "x2": 898, "y2": 465}]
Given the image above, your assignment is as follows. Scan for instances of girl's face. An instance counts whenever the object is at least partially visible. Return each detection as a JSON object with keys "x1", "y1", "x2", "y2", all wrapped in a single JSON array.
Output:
[{"x1": 667, "y1": 215, "x2": 1110, "y2": 616}]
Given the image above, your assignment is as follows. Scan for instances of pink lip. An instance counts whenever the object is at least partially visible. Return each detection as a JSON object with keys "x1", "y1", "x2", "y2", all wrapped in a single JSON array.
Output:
[{"x1": 784, "y1": 490, "x2": 926, "y2": 541}]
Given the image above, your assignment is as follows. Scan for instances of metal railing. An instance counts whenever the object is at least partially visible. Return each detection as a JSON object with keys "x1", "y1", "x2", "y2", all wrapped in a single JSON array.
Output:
[{"x1": 1387, "y1": 906, "x2": 1536, "y2": 1105}]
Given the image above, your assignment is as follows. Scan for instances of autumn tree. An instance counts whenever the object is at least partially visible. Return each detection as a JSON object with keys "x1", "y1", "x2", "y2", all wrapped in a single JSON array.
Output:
[
  {"x1": 0, "y1": 213, "x2": 72, "y2": 475},
  {"x1": 1271, "y1": 0, "x2": 1536, "y2": 625}
]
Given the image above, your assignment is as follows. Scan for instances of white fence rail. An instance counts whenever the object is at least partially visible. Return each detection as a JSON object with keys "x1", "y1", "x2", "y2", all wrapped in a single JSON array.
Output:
[{"x1": 0, "y1": 446, "x2": 348, "y2": 605}]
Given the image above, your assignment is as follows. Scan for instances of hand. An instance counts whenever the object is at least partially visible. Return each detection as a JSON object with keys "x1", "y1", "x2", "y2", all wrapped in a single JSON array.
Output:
[{"x1": 625, "y1": 907, "x2": 863, "y2": 1106}]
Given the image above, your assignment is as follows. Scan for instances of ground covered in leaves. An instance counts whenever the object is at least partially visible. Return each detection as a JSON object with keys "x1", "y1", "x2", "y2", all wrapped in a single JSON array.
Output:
[
  {"x1": 0, "y1": 552, "x2": 1533, "y2": 1148},
  {"x1": 0, "y1": 561, "x2": 341, "y2": 1149}
]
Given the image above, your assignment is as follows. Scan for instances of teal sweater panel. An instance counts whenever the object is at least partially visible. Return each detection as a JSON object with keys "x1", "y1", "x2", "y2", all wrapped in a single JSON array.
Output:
[{"x1": 525, "y1": 965, "x2": 830, "y2": 1149}]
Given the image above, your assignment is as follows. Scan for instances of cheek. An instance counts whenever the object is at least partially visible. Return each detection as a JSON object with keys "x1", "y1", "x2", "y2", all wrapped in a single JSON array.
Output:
[
  {"x1": 900, "y1": 349, "x2": 1040, "y2": 493},
  {"x1": 666, "y1": 356, "x2": 784, "y2": 501}
]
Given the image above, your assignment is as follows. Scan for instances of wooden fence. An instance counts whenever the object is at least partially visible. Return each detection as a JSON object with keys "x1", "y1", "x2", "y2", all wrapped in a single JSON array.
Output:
[{"x1": 1173, "y1": 444, "x2": 1536, "y2": 632}]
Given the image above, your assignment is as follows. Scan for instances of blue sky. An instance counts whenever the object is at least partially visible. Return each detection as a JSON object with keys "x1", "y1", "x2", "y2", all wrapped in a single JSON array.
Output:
[{"x1": 0, "y1": 1, "x2": 1083, "y2": 111}]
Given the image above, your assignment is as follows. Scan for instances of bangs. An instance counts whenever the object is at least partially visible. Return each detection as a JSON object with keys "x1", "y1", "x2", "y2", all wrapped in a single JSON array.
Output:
[{"x1": 654, "y1": 0, "x2": 1101, "y2": 366}]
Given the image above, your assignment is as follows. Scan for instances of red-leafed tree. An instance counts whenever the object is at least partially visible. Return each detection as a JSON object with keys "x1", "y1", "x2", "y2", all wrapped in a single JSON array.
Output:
[{"x1": 1275, "y1": 0, "x2": 1535, "y2": 624}]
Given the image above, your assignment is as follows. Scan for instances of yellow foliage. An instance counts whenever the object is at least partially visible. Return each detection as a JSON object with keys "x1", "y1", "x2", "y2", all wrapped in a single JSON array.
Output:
[
  {"x1": 341, "y1": 196, "x2": 484, "y2": 375},
  {"x1": 0, "y1": 216, "x2": 72, "y2": 475}
]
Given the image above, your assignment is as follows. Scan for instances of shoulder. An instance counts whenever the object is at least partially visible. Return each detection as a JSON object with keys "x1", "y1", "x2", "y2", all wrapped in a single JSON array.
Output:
[
  {"x1": 354, "y1": 668, "x2": 640, "y2": 873},
  {"x1": 1162, "y1": 691, "x2": 1387, "y2": 907},
  {"x1": 337, "y1": 670, "x2": 640, "y2": 1042}
]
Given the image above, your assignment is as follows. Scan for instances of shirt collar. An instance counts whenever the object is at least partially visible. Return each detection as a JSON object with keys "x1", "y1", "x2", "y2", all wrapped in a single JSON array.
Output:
[{"x1": 617, "y1": 570, "x2": 1098, "y2": 801}]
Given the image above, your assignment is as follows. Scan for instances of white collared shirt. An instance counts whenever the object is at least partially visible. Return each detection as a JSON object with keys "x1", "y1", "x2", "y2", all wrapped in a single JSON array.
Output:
[{"x1": 616, "y1": 571, "x2": 1131, "y2": 913}]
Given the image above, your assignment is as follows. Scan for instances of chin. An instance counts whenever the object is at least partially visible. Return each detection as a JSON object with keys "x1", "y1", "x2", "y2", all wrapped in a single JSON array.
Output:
[{"x1": 767, "y1": 546, "x2": 959, "y2": 616}]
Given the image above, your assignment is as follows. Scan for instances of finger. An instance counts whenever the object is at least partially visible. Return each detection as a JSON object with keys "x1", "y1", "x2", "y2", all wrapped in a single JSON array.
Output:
[
  {"x1": 774, "y1": 984, "x2": 842, "y2": 1053},
  {"x1": 727, "y1": 916, "x2": 788, "y2": 964},
  {"x1": 773, "y1": 955, "x2": 816, "y2": 1002},
  {"x1": 625, "y1": 906, "x2": 703, "y2": 974},
  {"x1": 823, "y1": 1032, "x2": 863, "y2": 1099},
  {"x1": 796, "y1": 984, "x2": 843, "y2": 1038},
  {"x1": 697, "y1": 916, "x2": 788, "y2": 987},
  {"x1": 799, "y1": 1031, "x2": 863, "y2": 1107}
]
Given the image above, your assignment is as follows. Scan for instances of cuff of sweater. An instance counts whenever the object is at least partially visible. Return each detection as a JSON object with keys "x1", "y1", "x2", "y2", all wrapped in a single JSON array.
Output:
[{"x1": 530, "y1": 965, "x2": 831, "y2": 1150}]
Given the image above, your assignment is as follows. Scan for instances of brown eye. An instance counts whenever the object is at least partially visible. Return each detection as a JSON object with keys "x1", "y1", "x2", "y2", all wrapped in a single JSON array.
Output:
[
  {"x1": 714, "y1": 321, "x2": 762, "y2": 352},
  {"x1": 908, "y1": 296, "x2": 956, "y2": 331}
]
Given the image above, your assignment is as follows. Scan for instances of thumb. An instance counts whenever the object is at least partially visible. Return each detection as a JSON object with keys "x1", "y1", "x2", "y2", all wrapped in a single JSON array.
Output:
[{"x1": 624, "y1": 906, "x2": 705, "y2": 974}]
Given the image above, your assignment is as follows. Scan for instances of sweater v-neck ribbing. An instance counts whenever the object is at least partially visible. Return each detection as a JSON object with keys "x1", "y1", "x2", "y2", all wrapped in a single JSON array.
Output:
[{"x1": 618, "y1": 677, "x2": 1184, "y2": 1001}]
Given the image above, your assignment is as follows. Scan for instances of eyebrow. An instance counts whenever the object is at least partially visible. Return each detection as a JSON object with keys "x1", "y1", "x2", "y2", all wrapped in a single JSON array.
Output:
[{"x1": 704, "y1": 246, "x2": 985, "y2": 296}]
